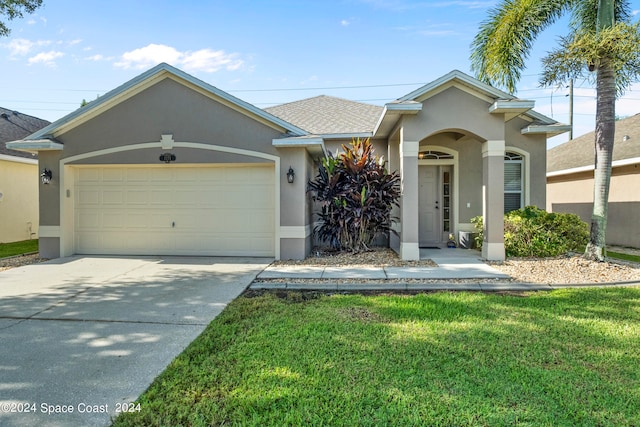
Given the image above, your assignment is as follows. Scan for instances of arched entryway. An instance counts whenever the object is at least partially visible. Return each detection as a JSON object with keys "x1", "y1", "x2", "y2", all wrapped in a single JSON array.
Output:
[{"x1": 417, "y1": 146, "x2": 457, "y2": 246}]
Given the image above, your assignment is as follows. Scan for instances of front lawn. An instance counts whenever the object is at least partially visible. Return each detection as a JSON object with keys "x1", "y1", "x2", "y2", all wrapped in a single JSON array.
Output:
[
  {"x1": 112, "y1": 289, "x2": 640, "y2": 426},
  {"x1": 0, "y1": 239, "x2": 38, "y2": 258},
  {"x1": 608, "y1": 250, "x2": 640, "y2": 264}
]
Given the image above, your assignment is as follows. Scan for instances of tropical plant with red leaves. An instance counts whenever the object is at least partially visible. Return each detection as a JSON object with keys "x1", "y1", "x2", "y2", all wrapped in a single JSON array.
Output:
[{"x1": 308, "y1": 138, "x2": 400, "y2": 253}]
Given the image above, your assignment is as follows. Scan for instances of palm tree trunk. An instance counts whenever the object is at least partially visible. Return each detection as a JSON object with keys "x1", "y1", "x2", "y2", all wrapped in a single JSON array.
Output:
[{"x1": 584, "y1": 64, "x2": 615, "y2": 261}]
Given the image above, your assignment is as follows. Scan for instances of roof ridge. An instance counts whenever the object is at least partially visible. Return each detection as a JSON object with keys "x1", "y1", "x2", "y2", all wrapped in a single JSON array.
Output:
[
  {"x1": 0, "y1": 107, "x2": 51, "y2": 124},
  {"x1": 264, "y1": 94, "x2": 378, "y2": 111}
]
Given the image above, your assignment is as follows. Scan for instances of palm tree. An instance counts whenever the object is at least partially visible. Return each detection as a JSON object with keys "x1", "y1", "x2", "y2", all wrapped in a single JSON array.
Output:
[{"x1": 471, "y1": 0, "x2": 640, "y2": 261}]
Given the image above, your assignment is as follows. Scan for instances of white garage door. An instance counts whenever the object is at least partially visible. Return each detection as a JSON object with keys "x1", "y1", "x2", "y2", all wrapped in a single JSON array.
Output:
[{"x1": 74, "y1": 165, "x2": 275, "y2": 256}]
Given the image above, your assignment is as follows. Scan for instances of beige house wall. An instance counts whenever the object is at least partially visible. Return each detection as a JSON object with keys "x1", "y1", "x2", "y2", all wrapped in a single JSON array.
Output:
[
  {"x1": 0, "y1": 159, "x2": 39, "y2": 243},
  {"x1": 547, "y1": 164, "x2": 640, "y2": 209},
  {"x1": 547, "y1": 164, "x2": 640, "y2": 248}
]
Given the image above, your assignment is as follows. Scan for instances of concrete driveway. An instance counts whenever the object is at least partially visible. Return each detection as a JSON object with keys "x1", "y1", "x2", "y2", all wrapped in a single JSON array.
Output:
[{"x1": 0, "y1": 256, "x2": 270, "y2": 427}]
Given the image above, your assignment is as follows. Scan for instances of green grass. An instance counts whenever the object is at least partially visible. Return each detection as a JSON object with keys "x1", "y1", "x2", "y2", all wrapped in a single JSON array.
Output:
[
  {"x1": 0, "y1": 239, "x2": 38, "y2": 258},
  {"x1": 112, "y1": 289, "x2": 640, "y2": 427},
  {"x1": 608, "y1": 251, "x2": 640, "y2": 264}
]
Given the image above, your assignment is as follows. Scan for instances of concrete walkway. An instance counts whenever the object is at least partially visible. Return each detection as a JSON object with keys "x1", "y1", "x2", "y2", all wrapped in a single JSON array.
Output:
[
  {"x1": 252, "y1": 248, "x2": 640, "y2": 291},
  {"x1": 254, "y1": 248, "x2": 519, "y2": 291}
]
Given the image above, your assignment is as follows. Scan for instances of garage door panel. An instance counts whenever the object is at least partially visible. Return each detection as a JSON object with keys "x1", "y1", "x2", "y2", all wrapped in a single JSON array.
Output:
[
  {"x1": 103, "y1": 191, "x2": 124, "y2": 205},
  {"x1": 174, "y1": 190, "x2": 199, "y2": 205},
  {"x1": 150, "y1": 169, "x2": 173, "y2": 181},
  {"x1": 77, "y1": 168, "x2": 101, "y2": 182},
  {"x1": 126, "y1": 190, "x2": 149, "y2": 204},
  {"x1": 151, "y1": 190, "x2": 173, "y2": 205},
  {"x1": 74, "y1": 165, "x2": 275, "y2": 256},
  {"x1": 77, "y1": 212, "x2": 100, "y2": 229},
  {"x1": 103, "y1": 213, "x2": 126, "y2": 228},
  {"x1": 124, "y1": 169, "x2": 146, "y2": 181},
  {"x1": 78, "y1": 190, "x2": 100, "y2": 205},
  {"x1": 103, "y1": 168, "x2": 124, "y2": 182}
]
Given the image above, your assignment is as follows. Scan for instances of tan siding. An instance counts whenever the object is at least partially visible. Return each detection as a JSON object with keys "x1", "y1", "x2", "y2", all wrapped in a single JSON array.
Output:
[{"x1": 0, "y1": 160, "x2": 39, "y2": 242}]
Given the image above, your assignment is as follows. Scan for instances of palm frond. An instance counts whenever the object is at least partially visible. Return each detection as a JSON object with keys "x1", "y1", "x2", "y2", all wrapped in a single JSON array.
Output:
[{"x1": 470, "y1": 0, "x2": 575, "y2": 93}]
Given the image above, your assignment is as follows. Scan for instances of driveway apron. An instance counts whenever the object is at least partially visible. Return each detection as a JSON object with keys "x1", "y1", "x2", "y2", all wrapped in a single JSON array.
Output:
[{"x1": 0, "y1": 256, "x2": 269, "y2": 427}]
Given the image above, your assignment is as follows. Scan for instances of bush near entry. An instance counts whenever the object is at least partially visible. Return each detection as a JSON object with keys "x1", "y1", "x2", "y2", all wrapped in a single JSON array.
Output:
[{"x1": 472, "y1": 206, "x2": 589, "y2": 257}]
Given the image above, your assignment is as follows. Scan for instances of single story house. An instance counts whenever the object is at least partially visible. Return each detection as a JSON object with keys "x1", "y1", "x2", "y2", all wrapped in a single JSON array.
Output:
[
  {"x1": 7, "y1": 63, "x2": 568, "y2": 261},
  {"x1": 0, "y1": 109, "x2": 50, "y2": 243},
  {"x1": 547, "y1": 113, "x2": 640, "y2": 248}
]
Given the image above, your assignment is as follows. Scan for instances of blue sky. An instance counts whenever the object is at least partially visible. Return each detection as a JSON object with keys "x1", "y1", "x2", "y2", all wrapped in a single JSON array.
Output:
[{"x1": 1, "y1": 0, "x2": 639, "y2": 147}]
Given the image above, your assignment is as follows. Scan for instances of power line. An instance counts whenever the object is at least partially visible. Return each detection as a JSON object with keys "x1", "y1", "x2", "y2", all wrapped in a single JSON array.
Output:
[{"x1": 229, "y1": 82, "x2": 427, "y2": 93}]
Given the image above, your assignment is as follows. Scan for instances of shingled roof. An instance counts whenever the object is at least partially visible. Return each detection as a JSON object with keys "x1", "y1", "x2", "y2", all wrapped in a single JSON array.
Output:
[
  {"x1": 0, "y1": 108, "x2": 50, "y2": 160},
  {"x1": 264, "y1": 95, "x2": 383, "y2": 135},
  {"x1": 547, "y1": 113, "x2": 640, "y2": 173}
]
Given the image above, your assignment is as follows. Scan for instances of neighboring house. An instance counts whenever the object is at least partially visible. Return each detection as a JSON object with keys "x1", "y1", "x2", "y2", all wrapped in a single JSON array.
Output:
[
  {"x1": 0, "y1": 108, "x2": 50, "y2": 243},
  {"x1": 7, "y1": 63, "x2": 568, "y2": 261},
  {"x1": 547, "y1": 113, "x2": 640, "y2": 248}
]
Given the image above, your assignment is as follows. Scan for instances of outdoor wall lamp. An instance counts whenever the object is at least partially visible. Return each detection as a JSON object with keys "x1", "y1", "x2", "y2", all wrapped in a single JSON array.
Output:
[
  {"x1": 286, "y1": 166, "x2": 295, "y2": 183},
  {"x1": 41, "y1": 168, "x2": 52, "y2": 184}
]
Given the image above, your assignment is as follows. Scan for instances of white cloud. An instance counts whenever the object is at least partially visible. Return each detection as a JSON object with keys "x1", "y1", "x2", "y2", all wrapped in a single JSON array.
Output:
[
  {"x1": 4, "y1": 38, "x2": 51, "y2": 56},
  {"x1": 114, "y1": 43, "x2": 244, "y2": 72},
  {"x1": 28, "y1": 50, "x2": 64, "y2": 66},
  {"x1": 181, "y1": 49, "x2": 243, "y2": 72},
  {"x1": 85, "y1": 54, "x2": 111, "y2": 61},
  {"x1": 341, "y1": 19, "x2": 350, "y2": 26}
]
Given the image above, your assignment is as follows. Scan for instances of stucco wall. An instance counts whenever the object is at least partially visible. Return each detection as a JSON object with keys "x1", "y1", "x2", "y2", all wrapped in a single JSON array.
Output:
[
  {"x1": 547, "y1": 163, "x2": 640, "y2": 248},
  {"x1": 0, "y1": 159, "x2": 39, "y2": 243},
  {"x1": 403, "y1": 86, "x2": 505, "y2": 142},
  {"x1": 59, "y1": 79, "x2": 284, "y2": 160},
  {"x1": 547, "y1": 164, "x2": 640, "y2": 209}
]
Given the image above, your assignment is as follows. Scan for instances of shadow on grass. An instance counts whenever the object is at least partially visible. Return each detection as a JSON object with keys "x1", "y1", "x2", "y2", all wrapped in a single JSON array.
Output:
[{"x1": 112, "y1": 288, "x2": 640, "y2": 426}]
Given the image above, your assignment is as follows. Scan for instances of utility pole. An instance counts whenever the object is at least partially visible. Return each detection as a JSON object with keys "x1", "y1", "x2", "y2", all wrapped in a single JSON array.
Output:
[{"x1": 568, "y1": 78, "x2": 573, "y2": 140}]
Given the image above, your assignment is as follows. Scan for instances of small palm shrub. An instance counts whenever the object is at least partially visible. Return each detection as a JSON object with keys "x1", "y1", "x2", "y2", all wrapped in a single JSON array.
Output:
[
  {"x1": 307, "y1": 138, "x2": 401, "y2": 252},
  {"x1": 472, "y1": 206, "x2": 589, "y2": 257}
]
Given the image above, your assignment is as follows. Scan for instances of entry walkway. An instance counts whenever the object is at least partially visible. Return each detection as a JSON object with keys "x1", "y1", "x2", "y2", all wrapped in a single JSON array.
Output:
[
  {"x1": 257, "y1": 248, "x2": 507, "y2": 281},
  {"x1": 252, "y1": 248, "x2": 640, "y2": 291},
  {"x1": 251, "y1": 248, "x2": 556, "y2": 291}
]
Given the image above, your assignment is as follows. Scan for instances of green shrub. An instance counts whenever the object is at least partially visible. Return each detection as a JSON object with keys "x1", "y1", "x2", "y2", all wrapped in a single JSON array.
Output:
[{"x1": 471, "y1": 206, "x2": 589, "y2": 257}]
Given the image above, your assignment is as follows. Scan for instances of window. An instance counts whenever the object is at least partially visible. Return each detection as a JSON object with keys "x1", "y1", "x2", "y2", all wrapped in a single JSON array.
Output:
[
  {"x1": 443, "y1": 171, "x2": 450, "y2": 232},
  {"x1": 504, "y1": 151, "x2": 523, "y2": 213},
  {"x1": 418, "y1": 150, "x2": 454, "y2": 160}
]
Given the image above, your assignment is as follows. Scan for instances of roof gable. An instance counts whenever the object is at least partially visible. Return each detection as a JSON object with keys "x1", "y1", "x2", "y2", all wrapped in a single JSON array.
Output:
[
  {"x1": 398, "y1": 70, "x2": 558, "y2": 126},
  {"x1": 25, "y1": 63, "x2": 307, "y2": 142}
]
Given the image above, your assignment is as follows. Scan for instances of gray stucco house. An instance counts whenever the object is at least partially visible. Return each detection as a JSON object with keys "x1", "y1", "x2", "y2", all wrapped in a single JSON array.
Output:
[{"x1": 7, "y1": 63, "x2": 568, "y2": 261}]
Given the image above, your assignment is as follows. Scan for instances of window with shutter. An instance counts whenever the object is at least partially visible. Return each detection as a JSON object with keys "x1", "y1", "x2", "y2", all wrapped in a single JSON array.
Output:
[{"x1": 504, "y1": 152, "x2": 523, "y2": 213}]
